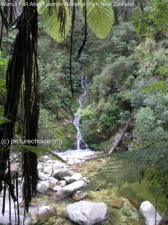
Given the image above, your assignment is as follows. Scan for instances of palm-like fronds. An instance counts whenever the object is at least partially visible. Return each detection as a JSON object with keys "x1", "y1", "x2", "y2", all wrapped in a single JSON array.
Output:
[
  {"x1": 86, "y1": 0, "x2": 114, "y2": 39},
  {"x1": 102, "y1": 140, "x2": 168, "y2": 189},
  {"x1": 38, "y1": 0, "x2": 71, "y2": 42},
  {"x1": 38, "y1": 0, "x2": 114, "y2": 41}
]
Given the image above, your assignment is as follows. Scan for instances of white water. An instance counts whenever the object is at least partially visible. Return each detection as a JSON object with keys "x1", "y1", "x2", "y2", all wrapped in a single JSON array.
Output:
[{"x1": 73, "y1": 74, "x2": 89, "y2": 150}]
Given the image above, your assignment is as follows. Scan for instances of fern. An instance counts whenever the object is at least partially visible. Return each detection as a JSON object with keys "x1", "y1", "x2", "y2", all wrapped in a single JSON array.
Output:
[
  {"x1": 85, "y1": 0, "x2": 114, "y2": 39},
  {"x1": 101, "y1": 140, "x2": 168, "y2": 190},
  {"x1": 11, "y1": 145, "x2": 66, "y2": 163},
  {"x1": 38, "y1": 1, "x2": 71, "y2": 42},
  {"x1": 38, "y1": 0, "x2": 114, "y2": 41}
]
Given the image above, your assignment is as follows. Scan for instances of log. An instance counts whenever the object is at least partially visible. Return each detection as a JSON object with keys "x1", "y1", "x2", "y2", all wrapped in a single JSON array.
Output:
[{"x1": 109, "y1": 114, "x2": 134, "y2": 154}]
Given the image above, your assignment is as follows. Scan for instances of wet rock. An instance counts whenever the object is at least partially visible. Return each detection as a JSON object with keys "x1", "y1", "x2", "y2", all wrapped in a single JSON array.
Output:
[
  {"x1": 59, "y1": 180, "x2": 66, "y2": 187},
  {"x1": 65, "y1": 200, "x2": 107, "y2": 225},
  {"x1": 126, "y1": 217, "x2": 140, "y2": 225},
  {"x1": 39, "y1": 171, "x2": 49, "y2": 181},
  {"x1": 56, "y1": 180, "x2": 88, "y2": 197},
  {"x1": 63, "y1": 176, "x2": 71, "y2": 183},
  {"x1": 72, "y1": 191, "x2": 87, "y2": 201},
  {"x1": 43, "y1": 166, "x2": 53, "y2": 175},
  {"x1": 140, "y1": 201, "x2": 163, "y2": 225},
  {"x1": 109, "y1": 198, "x2": 124, "y2": 208},
  {"x1": 53, "y1": 169, "x2": 74, "y2": 180},
  {"x1": 126, "y1": 196, "x2": 141, "y2": 209},
  {"x1": 38, "y1": 206, "x2": 56, "y2": 220},
  {"x1": 53, "y1": 186, "x2": 62, "y2": 191},
  {"x1": 70, "y1": 173, "x2": 83, "y2": 182},
  {"x1": 48, "y1": 176, "x2": 59, "y2": 184},
  {"x1": 37, "y1": 181, "x2": 49, "y2": 193},
  {"x1": 122, "y1": 208, "x2": 132, "y2": 216}
]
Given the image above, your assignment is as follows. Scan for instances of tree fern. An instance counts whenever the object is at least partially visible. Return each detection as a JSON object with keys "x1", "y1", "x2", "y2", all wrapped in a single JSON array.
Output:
[
  {"x1": 82, "y1": 0, "x2": 114, "y2": 39},
  {"x1": 101, "y1": 139, "x2": 168, "y2": 191},
  {"x1": 38, "y1": 1, "x2": 71, "y2": 42},
  {"x1": 38, "y1": 0, "x2": 114, "y2": 41}
]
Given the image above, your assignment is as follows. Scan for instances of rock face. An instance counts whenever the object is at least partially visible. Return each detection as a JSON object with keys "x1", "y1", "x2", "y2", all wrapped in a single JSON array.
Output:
[
  {"x1": 140, "y1": 201, "x2": 163, "y2": 225},
  {"x1": 65, "y1": 201, "x2": 107, "y2": 225}
]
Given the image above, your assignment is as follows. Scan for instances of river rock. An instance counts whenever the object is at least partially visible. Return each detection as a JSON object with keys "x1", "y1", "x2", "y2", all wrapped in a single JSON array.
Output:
[
  {"x1": 37, "y1": 181, "x2": 49, "y2": 193},
  {"x1": 63, "y1": 176, "x2": 71, "y2": 183},
  {"x1": 53, "y1": 169, "x2": 74, "y2": 180},
  {"x1": 43, "y1": 166, "x2": 53, "y2": 175},
  {"x1": 72, "y1": 191, "x2": 87, "y2": 201},
  {"x1": 140, "y1": 201, "x2": 163, "y2": 225},
  {"x1": 38, "y1": 206, "x2": 56, "y2": 220},
  {"x1": 56, "y1": 180, "x2": 87, "y2": 197},
  {"x1": 109, "y1": 198, "x2": 124, "y2": 208},
  {"x1": 70, "y1": 173, "x2": 83, "y2": 182},
  {"x1": 48, "y1": 176, "x2": 59, "y2": 184},
  {"x1": 65, "y1": 201, "x2": 107, "y2": 225},
  {"x1": 59, "y1": 180, "x2": 66, "y2": 187},
  {"x1": 39, "y1": 171, "x2": 49, "y2": 181}
]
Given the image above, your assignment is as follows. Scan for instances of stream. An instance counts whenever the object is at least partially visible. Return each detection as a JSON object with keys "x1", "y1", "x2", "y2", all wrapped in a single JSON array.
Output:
[{"x1": 26, "y1": 150, "x2": 168, "y2": 225}]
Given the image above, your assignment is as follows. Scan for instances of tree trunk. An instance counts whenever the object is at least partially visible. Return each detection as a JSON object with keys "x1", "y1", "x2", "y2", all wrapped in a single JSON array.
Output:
[{"x1": 109, "y1": 114, "x2": 134, "y2": 154}]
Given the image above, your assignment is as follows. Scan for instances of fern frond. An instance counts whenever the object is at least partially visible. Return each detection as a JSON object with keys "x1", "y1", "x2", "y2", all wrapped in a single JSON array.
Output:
[
  {"x1": 85, "y1": 0, "x2": 114, "y2": 39},
  {"x1": 38, "y1": 1, "x2": 71, "y2": 42},
  {"x1": 11, "y1": 145, "x2": 66, "y2": 163},
  {"x1": 101, "y1": 140, "x2": 168, "y2": 188}
]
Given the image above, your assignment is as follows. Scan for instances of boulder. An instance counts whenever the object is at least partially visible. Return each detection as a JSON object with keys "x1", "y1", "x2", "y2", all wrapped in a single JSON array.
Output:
[
  {"x1": 53, "y1": 169, "x2": 74, "y2": 180},
  {"x1": 48, "y1": 177, "x2": 59, "y2": 184},
  {"x1": 63, "y1": 176, "x2": 71, "y2": 183},
  {"x1": 38, "y1": 206, "x2": 56, "y2": 220},
  {"x1": 70, "y1": 173, "x2": 83, "y2": 182},
  {"x1": 65, "y1": 201, "x2": 107, "y2": 225},
  {"x1": 39, "y1": 171, "x2": 49, "y2": 181},
  {"x1": 37, "y1": 181, "x2": 49, "y2": 193},
  {"x1": 43, "y1": 166, "x2": 53, "y2": 175},
  {"x1": 140, "y1": 201, "x2": 163, "y2": 225},
  {"x1": 59, "y1": 180, "x2": 66, "y2": 187},
  {"x1": 56, "y1": 180, "x2": 87, "y2": 197}
]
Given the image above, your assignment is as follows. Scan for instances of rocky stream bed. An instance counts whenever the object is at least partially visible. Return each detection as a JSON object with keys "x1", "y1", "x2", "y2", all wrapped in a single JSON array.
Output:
[{"x1": 0, "y1": 150, "x2": 167, "y2": 225}]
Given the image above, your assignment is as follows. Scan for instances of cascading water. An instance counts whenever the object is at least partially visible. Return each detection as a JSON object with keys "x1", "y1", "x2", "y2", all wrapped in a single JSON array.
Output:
[{"x1": 73, "y1": 73, "x2": 89, "y2": 150}]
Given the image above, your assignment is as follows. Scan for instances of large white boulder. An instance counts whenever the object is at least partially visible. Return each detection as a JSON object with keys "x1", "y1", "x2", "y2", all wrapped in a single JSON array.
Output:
[
  {"x1": 65, "y1": 201, "x2": 107, "y2": 225},
  {"x1": 38, "y1": 171, "x2": 49, "y2": 181},
  {"x1": 56, "y1": 180, "x2": 87, "y2": 197},
  {"x1": 70, "y1": 173, "x2": 83, "y2": 182},
  {"x1": 48, "y1": 176, "x2": 59, "y2": 184},
  {"x1": 37, "y1": 181, "x2": 49, "y2": 193},
  {"x1": 140, "y1": 201, "x2": 163, "y2": 225}
]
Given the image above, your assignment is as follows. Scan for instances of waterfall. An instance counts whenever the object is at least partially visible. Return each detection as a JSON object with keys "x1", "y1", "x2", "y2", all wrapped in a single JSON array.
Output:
[{"x1": 73, "y1": 73, "x2": 89, "y2": 150}]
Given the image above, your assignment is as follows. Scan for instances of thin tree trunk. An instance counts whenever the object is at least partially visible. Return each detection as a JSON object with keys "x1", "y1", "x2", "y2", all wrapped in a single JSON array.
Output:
[{"x1": 109, "y1": 114, "x2": 134, "y2": 154}]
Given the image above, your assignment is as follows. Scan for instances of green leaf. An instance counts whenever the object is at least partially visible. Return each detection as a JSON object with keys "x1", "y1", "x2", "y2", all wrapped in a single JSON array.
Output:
[
  {"x1": 86, "y1": 0, "x2": 114, "y2": 39},
  {"x1": 38, "y1": 1, "x2": 71, "y2": 42},
  {"x1": 0, "y1": 117, "x2": 11, "y2": 125}
]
